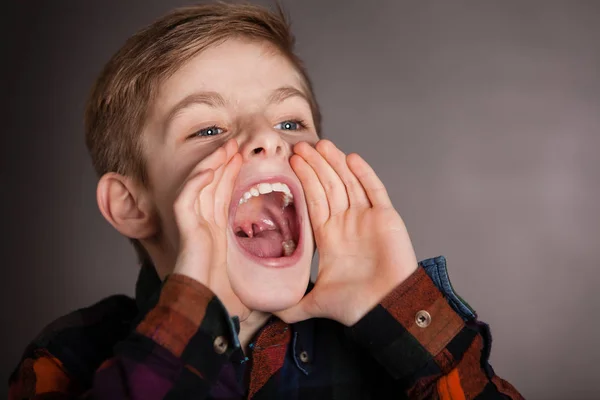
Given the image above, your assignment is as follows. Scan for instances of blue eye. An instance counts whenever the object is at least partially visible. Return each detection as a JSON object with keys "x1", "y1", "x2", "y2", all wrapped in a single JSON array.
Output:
[
  {"x1": 275, "y1": 120, "x2": 305, "y2": 131},
  {"x1": 193, "y1": 125, "x2": 224, "y2": 137}
]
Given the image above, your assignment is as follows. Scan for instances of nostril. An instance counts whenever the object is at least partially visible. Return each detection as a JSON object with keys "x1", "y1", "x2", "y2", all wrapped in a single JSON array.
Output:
[{"x1": 252, "y1": 147, "x2": 263, "y2": 155}]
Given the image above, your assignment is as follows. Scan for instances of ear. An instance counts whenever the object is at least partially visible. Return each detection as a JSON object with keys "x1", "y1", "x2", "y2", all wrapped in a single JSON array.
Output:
[{"x1": 96, "y1": 172, "x2": 157, "y2": 239}]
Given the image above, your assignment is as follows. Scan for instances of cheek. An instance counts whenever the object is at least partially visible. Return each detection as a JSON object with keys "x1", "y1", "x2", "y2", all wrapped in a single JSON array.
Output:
[
  {"x1": 301, "y1": 131, "x2": 320, "y2": 146},
  {"x1": 284, "y1": 131, "x2": 319, "y2": 149},
  {"x1": 146, "y1": 154, "x2": 204, "y2": 231},
  {"x1": 151, "y1": 197, "x2": 180, "y2": 253},
  {"x1": 147, "y1": 138, "x2": 222, "y2": 198},
  {"x1": 146, "y1": 172, "x2": 184, "y2": 254}
]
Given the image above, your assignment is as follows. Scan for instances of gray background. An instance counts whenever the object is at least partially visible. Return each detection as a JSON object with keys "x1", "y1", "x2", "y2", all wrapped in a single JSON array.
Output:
[{"x1": 3, "y1": 1, "x2": 599, "y2": 399}]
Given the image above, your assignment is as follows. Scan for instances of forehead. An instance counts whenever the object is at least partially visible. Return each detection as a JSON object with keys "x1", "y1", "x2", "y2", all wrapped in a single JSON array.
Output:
[{"x1": 153, "y1": 38, "x2": 306, "y2": 114}]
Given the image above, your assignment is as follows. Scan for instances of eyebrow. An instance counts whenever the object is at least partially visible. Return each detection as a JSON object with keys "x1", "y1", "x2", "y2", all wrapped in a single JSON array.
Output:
[
  {"x1": 165, "y1": 85, "x2": 309, "y2": 127},
  {"x1": 267, "y1": 86, "x2": 309, "y2": 105},
  {"x1": 165, "y1": 91, "x2": 227, "y2": 125}
]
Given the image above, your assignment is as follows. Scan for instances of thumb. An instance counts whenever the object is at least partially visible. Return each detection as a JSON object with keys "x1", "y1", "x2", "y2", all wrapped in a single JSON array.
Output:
[{"x1": 274, "y1": 292, "x2": 321, "y2": 324}]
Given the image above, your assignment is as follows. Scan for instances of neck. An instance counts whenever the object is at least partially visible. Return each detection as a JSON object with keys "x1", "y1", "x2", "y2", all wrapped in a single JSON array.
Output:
[
  {"x1": 144, "y1": 239, "x2": 175, "y2": 281},
  {"x1": 238, "y1": 310, "x2": 271, "y2": 354}
]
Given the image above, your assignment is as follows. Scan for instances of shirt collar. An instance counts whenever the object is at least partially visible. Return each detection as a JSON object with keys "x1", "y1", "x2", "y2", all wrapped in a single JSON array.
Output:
[{"x1": 134, "y1": 260, "x2": 317, "y2": 373}]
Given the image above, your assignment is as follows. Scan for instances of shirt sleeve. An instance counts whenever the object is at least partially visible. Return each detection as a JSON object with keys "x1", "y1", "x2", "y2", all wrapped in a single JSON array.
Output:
[
  {"x1": 347, "y1": 256, "x2": 524, "y2": 399},
  {"x1": 9, "y1": 274, "x2": 240, "y2": 399}
]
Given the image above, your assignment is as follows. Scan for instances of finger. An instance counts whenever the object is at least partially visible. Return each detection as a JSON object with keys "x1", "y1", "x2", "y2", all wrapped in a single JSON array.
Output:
[
  {"x1": 290, "y1": 154, "x2": 329, "y2": 229},
  {"x1": 347, "y1": 153, "x2": 392, "y2": 208},
  {"x1": 213, "y1": 153, "x2": 242, "y2": 227},
  {"x1": 173, "y1": 169, "x2": 215, "y2": 234},
  {"x1": 315, "y1": 140, "x2": 370, "y2": 209},
  {"x1": 294, "y1": 141, "x2": 349, "y2": 216}
]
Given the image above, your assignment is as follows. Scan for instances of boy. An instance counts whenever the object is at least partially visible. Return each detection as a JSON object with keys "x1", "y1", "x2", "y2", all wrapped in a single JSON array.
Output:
[{"x1": 9, "y1": 3, "x2": 523, "y2": 399}]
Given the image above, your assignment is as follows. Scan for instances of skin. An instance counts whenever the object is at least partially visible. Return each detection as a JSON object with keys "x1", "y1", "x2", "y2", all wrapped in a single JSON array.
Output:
[
  {"x1": 275, "y1": 141, "x2": 419, "y2": 326},
  {"x1": 97, "y1": 37, "x2": 419, "y2": 350}
]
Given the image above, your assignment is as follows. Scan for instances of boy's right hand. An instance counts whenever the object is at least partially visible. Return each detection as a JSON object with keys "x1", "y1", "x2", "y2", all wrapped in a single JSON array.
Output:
[{"x1": 171, "y1": 139, "x2": 241, "y2": 296}]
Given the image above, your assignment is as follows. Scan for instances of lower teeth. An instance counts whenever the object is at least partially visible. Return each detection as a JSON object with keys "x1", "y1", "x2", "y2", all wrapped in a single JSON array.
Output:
[{"x1": 282, "y1": 239, "x2": 296, "y2": 256}]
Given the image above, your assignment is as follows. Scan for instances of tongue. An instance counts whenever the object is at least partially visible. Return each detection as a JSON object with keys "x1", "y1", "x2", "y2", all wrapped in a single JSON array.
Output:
[
  {"x1": 237, "y1": 230, "x2": 285, "y2": 258},
  {"x1": 233, "y1": 192, "x2": 297, "y2": 258}
]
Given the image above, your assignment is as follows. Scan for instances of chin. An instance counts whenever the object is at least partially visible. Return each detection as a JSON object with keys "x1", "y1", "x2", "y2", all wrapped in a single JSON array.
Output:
[
  {"x1": 228, "y1": 265, "x2": 311, "y2": 313},
  {"x1": 226, "y1": 228, "x2": 314, "y2": 313}
]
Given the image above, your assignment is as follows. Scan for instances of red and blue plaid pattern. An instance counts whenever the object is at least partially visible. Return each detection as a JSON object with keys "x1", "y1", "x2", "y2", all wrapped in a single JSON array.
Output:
[{"x1": 9, "y1": 257, "x2": 523, "y2": 399}]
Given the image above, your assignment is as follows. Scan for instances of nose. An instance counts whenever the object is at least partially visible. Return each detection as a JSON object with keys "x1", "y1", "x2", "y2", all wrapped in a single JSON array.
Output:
[{"x1": 239, "y1": 126, "x2": 289, "y2": 162}]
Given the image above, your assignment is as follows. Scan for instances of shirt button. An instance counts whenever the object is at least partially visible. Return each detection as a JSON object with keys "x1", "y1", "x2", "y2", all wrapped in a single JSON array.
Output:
[
  {"x1": 415, "y1": 310, "x2": 432, "y2": 328},
  {"x1": 213, "y1": 336, "x2": 228, "y2": 354},
  {"x1": 299, "y1": 350, "x2": 310, "y2": 363}
]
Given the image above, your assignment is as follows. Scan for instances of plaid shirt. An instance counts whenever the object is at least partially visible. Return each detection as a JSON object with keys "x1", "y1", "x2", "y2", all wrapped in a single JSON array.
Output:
[{"x1": 9, "y1": 256, "x2": 523, "y2": 399}]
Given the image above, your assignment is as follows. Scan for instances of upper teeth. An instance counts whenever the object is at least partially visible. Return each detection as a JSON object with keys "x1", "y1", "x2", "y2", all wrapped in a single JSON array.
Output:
[{"x1": 238, "y1": 182, "x2": 293, "y2": 206}]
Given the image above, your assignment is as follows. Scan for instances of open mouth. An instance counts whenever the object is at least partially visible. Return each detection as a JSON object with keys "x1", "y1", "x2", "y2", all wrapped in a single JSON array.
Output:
[{"x1": 230, "y1": 179, "x2": 301, "y2": 264}]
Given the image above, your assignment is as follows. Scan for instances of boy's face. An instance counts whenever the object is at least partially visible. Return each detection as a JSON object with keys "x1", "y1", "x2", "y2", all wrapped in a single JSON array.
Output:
[{"x1": 142, "y1": 38, "x2": 318, "y2": 312}]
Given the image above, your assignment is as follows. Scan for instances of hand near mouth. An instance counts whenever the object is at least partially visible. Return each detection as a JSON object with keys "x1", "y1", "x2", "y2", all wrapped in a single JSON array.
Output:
[
  {"x1": 172, "y1": 139, "x2": 242, "y2": 298},
  {"x1": 275, "y1": 140, "x2": 419, "y2": 327}
]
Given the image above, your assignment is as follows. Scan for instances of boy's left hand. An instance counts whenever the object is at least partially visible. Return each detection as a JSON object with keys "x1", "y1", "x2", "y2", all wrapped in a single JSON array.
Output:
[{"x1": 275, "y1": 140, "x2": 418, "y2": 327}]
